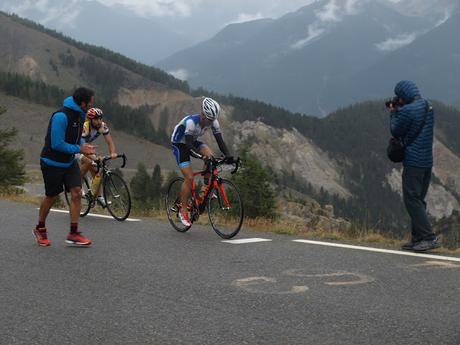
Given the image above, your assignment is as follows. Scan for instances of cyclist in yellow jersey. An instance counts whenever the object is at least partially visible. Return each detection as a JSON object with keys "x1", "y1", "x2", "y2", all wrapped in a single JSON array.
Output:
[{"x1": 80, "y1": 107, "x2": 117, "y2": 207}]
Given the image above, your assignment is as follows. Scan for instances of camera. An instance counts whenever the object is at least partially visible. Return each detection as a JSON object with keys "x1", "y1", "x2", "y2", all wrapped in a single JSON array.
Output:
[{"x1": 385, "y1": 96, "x2": 400, "y2": 109}]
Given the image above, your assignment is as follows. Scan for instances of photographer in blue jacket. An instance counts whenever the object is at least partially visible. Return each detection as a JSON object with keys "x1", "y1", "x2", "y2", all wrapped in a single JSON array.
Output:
[{"x1": 389, "y1": 80, "x2": 439, "y2": 252}]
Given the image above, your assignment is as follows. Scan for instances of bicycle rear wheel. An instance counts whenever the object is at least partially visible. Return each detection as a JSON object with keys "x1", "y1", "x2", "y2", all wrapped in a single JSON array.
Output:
[
  {"x1": 64, "y1": 176, "x2": 91, "y2": 217},
  {"x1": 165, "y1": 177, "x2": 192, "y2": 232},
  {"x1": 103, "y1": 172, "x2": 131, "y2": 221},
  {"x1": 208, "y1": 179, "x2": 243, "y2": 239}
]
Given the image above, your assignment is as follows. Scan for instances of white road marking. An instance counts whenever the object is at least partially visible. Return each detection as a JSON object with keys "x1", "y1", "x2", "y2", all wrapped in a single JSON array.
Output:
[
  {"x1": 43, "y1": 208, "x2": 141, "y2": 222},
  {"x1": 222, "y1": 238, "x2": 272, "y2": 244},
  {"x1": 293, "y1": 239, "x2": 460, "y2": 262}
]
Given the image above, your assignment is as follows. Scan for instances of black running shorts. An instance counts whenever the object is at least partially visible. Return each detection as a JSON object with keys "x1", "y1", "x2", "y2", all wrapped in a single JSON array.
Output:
[{"x1": 40, "y1": 160, "x2": 82, "y2": 196}]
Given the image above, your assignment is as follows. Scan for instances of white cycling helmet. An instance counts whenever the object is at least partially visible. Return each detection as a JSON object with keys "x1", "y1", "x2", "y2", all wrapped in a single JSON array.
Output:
[{"x1": 202, "y1": 97, "x2": 220, "y2": 121}]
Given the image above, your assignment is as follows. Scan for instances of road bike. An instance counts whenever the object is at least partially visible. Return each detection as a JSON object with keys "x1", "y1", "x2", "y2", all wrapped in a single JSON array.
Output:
[
  {"x1": 65, "y1": 154, "x2": 132, "y2": 221},
  {"x1": 165, "y1": 157, "x2": 244, "y2": 239}
]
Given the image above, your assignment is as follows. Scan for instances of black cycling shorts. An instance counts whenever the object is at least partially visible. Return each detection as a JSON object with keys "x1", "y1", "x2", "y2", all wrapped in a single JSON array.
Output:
[
  {"x1": 172, "y1": 141, "x2": 206, "y2": 168},
  {"x1": 40, "y1": 160, "x2": 81, "y2": 196}
]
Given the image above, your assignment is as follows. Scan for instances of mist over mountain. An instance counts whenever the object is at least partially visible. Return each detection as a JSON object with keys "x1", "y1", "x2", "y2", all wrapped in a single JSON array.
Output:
[
  {"x1": 331, "y1": 11, "x2": 460, "y2": 108},
  {"x1": 160, "y1": 0, "x2": 459, "y2": 116},
  {"x1": 0, "y1": 0, "x2": 190, "y2": 64}
]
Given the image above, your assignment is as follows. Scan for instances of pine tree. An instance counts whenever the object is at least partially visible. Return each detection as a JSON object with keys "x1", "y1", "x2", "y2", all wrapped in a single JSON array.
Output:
[
  {"x1": 150, "y1": 164, "x2": 163, "y2": 207},
  {"x1": 0, "y1": 108, "x2": 25, "y2": 187},
  {"x1": 130, "y1": 162, "x2": 151, "y2": 202},
  {"x1": 231, "y1": 146, "x2": 277, "y2": 219}
]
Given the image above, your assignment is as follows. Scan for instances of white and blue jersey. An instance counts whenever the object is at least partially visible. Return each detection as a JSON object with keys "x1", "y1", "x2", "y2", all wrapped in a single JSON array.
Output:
[{"x1": 171, "y1": 114, "x2": 221, "y2": 144}]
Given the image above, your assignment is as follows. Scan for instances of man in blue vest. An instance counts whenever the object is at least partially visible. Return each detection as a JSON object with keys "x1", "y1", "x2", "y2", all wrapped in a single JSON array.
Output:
[
  {"x1": 389, "y1": 80, "x2": 440, "y2": 252},
  {"x1": 33, "y1": 87, "x2": 96, "y2": 247}
]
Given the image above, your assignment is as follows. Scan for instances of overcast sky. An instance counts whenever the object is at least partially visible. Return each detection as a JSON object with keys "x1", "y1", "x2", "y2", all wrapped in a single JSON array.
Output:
[
  {"x1": 0, "y1": 0, "x2": 454, "y2": 44},
  {"x1": 94, "y1": 0, "x2": 318, "y2": 20}
]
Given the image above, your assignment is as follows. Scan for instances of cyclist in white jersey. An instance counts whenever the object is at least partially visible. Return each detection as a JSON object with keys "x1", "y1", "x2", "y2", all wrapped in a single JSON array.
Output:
[
  {"x1": 171, "y1": 97, "x2": 234, "y2": 226},
  {"x1": 80, "y1": 107, "x2": 117, "y2": 206}
]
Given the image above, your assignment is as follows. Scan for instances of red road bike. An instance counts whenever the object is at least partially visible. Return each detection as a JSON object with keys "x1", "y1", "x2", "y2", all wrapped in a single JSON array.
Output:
[{"x1": 165, "y1": 157, "x2": 243, "y2": 239}]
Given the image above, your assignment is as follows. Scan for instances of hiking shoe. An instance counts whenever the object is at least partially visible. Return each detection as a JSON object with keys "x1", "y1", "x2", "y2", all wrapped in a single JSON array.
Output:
[
  {"x1": 401, "y1": 241, "x2": 415, "y2": 251},
  {"x1": 33, "y1": 227, "x2": 51, "y2": 247},
  {"x1": 66, "y1": 231, "x2": 92, "y2": 246},
  {"x1": 412, "y1": 239, "x2": 440, "y2": 252},
  {"x1": 179, "y1": 210, "x2": 192, "y2": 227}
]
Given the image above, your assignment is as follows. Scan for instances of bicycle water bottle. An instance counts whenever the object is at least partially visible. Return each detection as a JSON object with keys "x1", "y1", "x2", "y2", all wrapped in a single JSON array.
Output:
[{"x1": 91, "y1": 173, "x2": 102, "y2": 194}]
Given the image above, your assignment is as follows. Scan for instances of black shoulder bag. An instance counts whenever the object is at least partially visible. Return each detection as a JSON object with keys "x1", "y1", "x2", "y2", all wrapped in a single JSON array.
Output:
[{"x1": 387, "y1": 101, "x2": 431, "y2": 163}]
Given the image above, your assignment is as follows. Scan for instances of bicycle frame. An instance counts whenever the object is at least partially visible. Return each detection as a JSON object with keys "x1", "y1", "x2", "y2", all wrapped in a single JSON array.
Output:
[
  {"x1": 86, "y1": 154, "x2": 127, "y2": 206},
  {"x1": 189, "y1": 158, "x2": 240, "y2": 214},
  {"x1": 191, "y1": 167, "x2": 229, "y2": 211},
  {"x1": 88, "y1": 154, "x2": 125, "y2": 190}
]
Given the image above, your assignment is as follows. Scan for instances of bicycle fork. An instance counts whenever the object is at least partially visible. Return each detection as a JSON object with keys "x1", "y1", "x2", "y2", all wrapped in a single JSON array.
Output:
[{"x1": 212, "y1": 178, "x2": 231, "y2": 211}]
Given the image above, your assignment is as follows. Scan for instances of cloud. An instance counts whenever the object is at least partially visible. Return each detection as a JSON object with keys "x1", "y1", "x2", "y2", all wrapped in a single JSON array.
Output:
[
  {"x1": 88, "y1": 0, "x2": 321, "y2": 19},
  {"x1": 225, "y1": 12, "x2": 265, "y2": 26},
  {"x1": 291, "y1": 24, "x2": 324, "y2": 49},
  {"x1": 375, "y1": 33, "x2": 418, "y2": 51},
  {"x1": 316, "y1": 0, "x2": 341, "y2": 22},
  {"x1": 434, "y1": 10, "x2": 450, "y2": 27},
  {"x1": 291, "y1": 0, "x2": 363, "y2": 50},
  {"x1": 168, "y1": 68, "x2": 190, "y2": 81},
  {"x1": 316, "y1": 0, "x2": 360, "y2": 22},
  {"x1": 0, "y1": 0, "x2": 81, "y2": 28},
  {"x1": 96, "y1": 0, "x2": 204, "y2": 17}
]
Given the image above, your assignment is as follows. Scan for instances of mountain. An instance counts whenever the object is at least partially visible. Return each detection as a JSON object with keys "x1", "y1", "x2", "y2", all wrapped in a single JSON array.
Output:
[
  {"x1": 0, "y1": 10, "x2": 192, "y2": 171},
  {"x1": 0, "y1": 11, "x2": 189, "y2": 100},
  {"x1": 1, "y1": 11, "x2": 460, "y2": 241},
  {"x1": 331, "y1": 12, "x2": 460, "y2": 107},
  {"x1": 0, "y1": 0, "x2": 190, "y2": 64},
  {"x1": 160, "y1": 0, "x2": 458, "y2": 116}
]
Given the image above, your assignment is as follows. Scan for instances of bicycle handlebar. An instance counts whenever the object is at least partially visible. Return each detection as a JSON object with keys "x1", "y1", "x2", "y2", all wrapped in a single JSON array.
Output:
[
  {"x1": 93, "y1": 153, "x2": 127, "y2": 173},
  {"x1": 102, "y1": 153, "x2": 127, "y2": 168},
  {"x1": 231, "y1": 158, "x2": 241, "y2": 174},
  {"x1": 204, "y1": 156, "x2": 241, "y2": 174}
]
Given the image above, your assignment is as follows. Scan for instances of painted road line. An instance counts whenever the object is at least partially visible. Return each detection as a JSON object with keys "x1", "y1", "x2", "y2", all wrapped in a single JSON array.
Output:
[
  {"x1": 222, "y1": 238, "x2": 272, "y2": 244},
  {"x1": 43, "y1": 208, "x2": 141, "y2": 222},
  {"x1": 293, "y1": 239, "x2": 460, "y2": 263}
]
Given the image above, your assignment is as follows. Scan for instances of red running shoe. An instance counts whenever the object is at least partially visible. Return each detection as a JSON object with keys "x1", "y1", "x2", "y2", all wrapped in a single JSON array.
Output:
[
  {"x1": 32, "y1": 227, "x2": 51, "y2": 247},
  {"x1": 66, "y1": 231, "x2": 92, "y2": 246}
]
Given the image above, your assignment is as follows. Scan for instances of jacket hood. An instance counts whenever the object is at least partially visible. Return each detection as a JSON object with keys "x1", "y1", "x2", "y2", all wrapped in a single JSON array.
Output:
[
  {"x1": 394, "y1": 80, "x2": 421, "y2": 103},
  {"x1": 63, "y1": 96, "x2": 86, "y2": 115}
]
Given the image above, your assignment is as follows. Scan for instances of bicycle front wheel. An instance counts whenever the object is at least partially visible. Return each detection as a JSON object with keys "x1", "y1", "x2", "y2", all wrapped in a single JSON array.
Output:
[
  {"x1": 103, "y1": 172, "x2": 131, "y2": 221},
  {"x1": 64, "y1": 176, "x2": 91, "y2": 217},
  {"x1": 165, "y1": 177, "x2": 192, "y2": 233},
  {"x1": 208, "y1": 179, "x2": 243, "y2": 239}
]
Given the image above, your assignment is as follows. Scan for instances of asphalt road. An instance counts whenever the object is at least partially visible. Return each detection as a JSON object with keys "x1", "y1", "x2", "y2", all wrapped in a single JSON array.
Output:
[{"x1": 0, "y1": 200, "x2": 459, "y2": 345}]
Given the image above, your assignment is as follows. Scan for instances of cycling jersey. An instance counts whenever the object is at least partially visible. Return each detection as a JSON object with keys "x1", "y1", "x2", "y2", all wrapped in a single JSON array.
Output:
[
  {"x1": 81, "y1": 120, "x2": 110, "y2": 143},
  {"x1": 171, "y1": 114, "x2": 221, "y2": 144}
]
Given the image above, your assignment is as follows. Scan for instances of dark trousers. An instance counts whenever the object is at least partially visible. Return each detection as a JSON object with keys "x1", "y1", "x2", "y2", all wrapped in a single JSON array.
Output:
[{"x1": 402, "y1": 166, "x2": 435, "y2": 242}]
